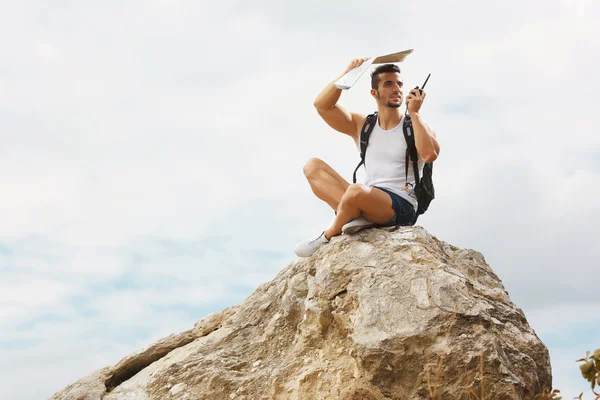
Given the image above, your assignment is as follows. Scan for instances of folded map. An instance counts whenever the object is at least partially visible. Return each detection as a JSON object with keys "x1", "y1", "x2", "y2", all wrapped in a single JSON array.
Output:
[{"x1": 334, "y1": 49, "x2": 414, "y2": 90}]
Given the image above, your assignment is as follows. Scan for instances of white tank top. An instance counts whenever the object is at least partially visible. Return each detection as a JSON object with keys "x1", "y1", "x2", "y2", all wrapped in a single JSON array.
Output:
[{"x1": 359, "y1": 115, "x2": 424, "y2": 211}]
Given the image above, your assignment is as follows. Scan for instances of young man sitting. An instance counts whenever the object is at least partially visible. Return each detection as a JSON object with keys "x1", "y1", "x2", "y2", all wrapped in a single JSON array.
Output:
[{"x1": 294, "y1": 59, "x2": 440, "y2": 257}]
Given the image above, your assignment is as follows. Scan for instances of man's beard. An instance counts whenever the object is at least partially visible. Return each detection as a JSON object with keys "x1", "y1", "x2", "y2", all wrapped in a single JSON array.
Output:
[{"x1": 377, "y1": 92, "x2": 401, "y2": 108}]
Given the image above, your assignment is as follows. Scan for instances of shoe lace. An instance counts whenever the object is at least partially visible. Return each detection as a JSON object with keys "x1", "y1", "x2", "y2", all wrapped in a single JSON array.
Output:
[{"x1": 308, "y1": 233, "x2": 325, "y2": 248}]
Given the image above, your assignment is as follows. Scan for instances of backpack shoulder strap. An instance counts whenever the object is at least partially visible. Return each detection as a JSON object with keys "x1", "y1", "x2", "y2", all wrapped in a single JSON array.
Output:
[
  {"x1": 402, "y1": 114, "x2": 421, "y2": 189},
  {"x1": 352, "y1": 112, "x2": 378, "y2": 184}
]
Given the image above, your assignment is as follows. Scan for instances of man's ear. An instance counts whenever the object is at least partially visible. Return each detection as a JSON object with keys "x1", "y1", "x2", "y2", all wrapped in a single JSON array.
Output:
[{"x1": 370, "y1": 89, "x2": 378, "y2": 99}]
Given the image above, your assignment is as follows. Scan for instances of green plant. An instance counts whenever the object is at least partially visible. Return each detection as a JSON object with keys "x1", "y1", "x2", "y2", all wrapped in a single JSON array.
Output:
[{"x1": 575, "y1": 348, "x2": 600, "y2": 399}]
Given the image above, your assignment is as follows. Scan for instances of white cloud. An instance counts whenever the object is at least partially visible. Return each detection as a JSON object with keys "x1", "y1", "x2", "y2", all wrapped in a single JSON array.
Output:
[
  {"x1": 0, "y1": 279, "x2": 71, "y2": 307},
  {"x1": 36, "y1": 43, "x2": 56, "y2": 59},
  {"x1": 565, "y1": 0, "x2": 594, "y2": 17}
]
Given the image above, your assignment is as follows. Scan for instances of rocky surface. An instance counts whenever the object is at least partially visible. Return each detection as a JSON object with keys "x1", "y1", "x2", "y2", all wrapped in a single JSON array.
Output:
[{"x1": 50, "y1": 226, "x2": 552, "y2": 400}]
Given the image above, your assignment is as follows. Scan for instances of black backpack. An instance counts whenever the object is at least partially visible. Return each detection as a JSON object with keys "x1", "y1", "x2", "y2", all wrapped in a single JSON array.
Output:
[{"x1": 352, "y1": 112, "x2": 435, "y2": 218}]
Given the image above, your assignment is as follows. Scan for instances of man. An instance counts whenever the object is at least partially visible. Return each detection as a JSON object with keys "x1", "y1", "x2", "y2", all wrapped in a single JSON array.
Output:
[{"x1": 294, "y1": 58, "x2": 440, "y2": 257}]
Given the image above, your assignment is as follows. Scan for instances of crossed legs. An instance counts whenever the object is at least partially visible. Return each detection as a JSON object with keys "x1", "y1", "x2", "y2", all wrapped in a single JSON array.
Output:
[{"x1": 303, "y1": 158, "x2": 395, "y2": 240}]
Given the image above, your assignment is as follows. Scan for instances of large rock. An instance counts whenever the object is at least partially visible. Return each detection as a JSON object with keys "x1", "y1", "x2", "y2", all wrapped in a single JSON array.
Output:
[{"x1": 50, "y1": 226, "x2": 552, "y2": 400}]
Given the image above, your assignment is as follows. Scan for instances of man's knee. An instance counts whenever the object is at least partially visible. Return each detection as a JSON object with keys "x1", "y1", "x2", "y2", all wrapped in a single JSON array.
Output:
[
  {"x1": 341, "y1": 184, "x2": 367, "y2": 205},
  {"x1": 303, "y1": 157, "x2": 325, "y2": 179}
]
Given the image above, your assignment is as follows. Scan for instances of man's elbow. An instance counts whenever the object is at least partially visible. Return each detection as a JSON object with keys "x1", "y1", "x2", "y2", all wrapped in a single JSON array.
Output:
[
  {"x1": 313, "y1": 100, "x2": 328, "y2": 112},
  {"x1": 422, "y1": 150, "x2": 439, "y2": 163}
]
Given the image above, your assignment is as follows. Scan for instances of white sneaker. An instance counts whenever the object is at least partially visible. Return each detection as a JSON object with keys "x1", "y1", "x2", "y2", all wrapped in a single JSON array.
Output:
[
  {"x1": 342, "y1": 217, "x2": 376, "y2": 235},
  {"x1": 294, "y1": 232, "x2": 330, "y2": 257}
]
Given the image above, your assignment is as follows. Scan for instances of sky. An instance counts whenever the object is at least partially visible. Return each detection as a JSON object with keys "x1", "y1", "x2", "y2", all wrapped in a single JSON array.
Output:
[{"x1": 0, "y1": 0, "x2": 599, "y2": 399}]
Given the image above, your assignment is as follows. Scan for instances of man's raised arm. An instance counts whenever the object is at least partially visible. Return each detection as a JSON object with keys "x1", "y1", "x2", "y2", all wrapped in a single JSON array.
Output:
[
  {"x1": 313, "y1": 58, "x2": 367, "y2": 139},
  {"x1": 405, "y1": 89, "x2": 440, "y2": 163}
]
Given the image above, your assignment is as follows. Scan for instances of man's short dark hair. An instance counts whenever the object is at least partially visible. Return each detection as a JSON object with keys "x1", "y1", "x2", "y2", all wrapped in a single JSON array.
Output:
[{"x1": 370, "y1": 64, "x2": 401, "y2": 90}]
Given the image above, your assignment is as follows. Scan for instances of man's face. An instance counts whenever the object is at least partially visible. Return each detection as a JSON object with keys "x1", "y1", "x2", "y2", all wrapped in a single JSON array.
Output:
[{"x1": 374, "y1": 72, "x2": 404, "y2": 109}]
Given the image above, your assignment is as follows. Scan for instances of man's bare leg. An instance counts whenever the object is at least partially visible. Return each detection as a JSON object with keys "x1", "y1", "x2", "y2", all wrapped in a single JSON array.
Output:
[
  {"x1": 324, "y1": 184, "x2": 395, "y2": 240},
  {"x1": 302, "y1": 158, "x2": 394, "y2": 237},
  {"x1": 295, "y1": 161, "x2": 395, "y2": 257},
  {"x1": 303, "y1": 158, "x2": 350, "y2": 211},
  {"x1": 324, "y1": 198, "x2": 361, "y2": 240}
]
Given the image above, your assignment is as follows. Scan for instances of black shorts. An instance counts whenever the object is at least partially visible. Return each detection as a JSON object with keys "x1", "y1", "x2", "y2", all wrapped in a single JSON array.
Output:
[{"x1": 373, "y1": 186, "x2": 417, "y2": 227}]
